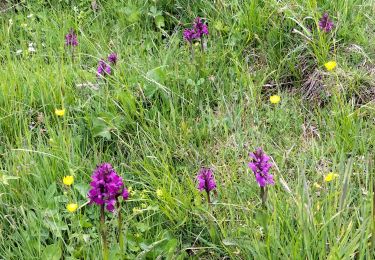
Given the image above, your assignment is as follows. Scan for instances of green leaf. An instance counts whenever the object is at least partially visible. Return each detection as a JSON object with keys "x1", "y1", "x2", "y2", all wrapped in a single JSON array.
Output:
[
  {"x1": 155, "y1": 15, "x2": 165, "y2": 28},
  {"x1": 79, "y1": 216, "x2": 93, "y2": 228},
  {"x1": 164, "y1": 238, "x2": 178, "y2": 255},
  {"x1": 74, "y1": 183, "x2": 90, "y2": 199},
  {"x1": 41, "y1": 243, "x2": 62, "y2": 260},
  {"x1": 122, "y1": 6, "x2": 140, "y2": 23},
  {"x1": 92, "y1": 118, "x2": 112, "y2": 140},
  {"x1": 186, "y1": 78, "x2": 195, "y2": 86},
  {"x1": 137, "y1": 239, "x2": 167, "y2": 258},
  {"x1": 146, "y1": 67, "x2": 166, "y2": 83},
  {"x1": 196, "y1": 78, "x2": 205, "y2": 85},
  {"x1": 45, "y1": 183, "x2": 57, "y2": 200},
  {"x1": 144, "y1": 67, "x2": 167, "y2": 98},
  {"x1": 135, "y1": 222, "x2": 150, "y2": 233}
]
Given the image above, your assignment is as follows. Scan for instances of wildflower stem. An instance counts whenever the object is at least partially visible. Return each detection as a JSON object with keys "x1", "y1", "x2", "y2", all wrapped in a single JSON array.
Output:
[
  {"x1": 260, "y1": 187, "x2": 267, "y2": 207},
  {"x1": 100, "y1": 205, "x2": 109, "y2": 260},
  {"x1": 117, "y1": 200, "x2": 124, "y2": 251},
  {"x1": 206, "y1": 190, "x2": 211, "y2": 205},
  {"x1": 190, "y1": 43, "x2": 195, "y2": 61}
]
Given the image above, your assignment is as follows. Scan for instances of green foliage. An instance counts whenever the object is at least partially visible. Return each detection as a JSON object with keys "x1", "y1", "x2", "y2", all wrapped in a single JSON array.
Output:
[{"x1": 0, "y1": 0, "x2": 374, "y2": 259}]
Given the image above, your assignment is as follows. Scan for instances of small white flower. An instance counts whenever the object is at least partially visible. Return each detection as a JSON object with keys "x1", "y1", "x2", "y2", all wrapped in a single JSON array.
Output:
[
  {"x1": 9, "y1": 19, "x2": 13, "y2": 25},
  {"x1": 28, "y1": 43, "x2": 36, "y2": 53},
  {"x1": 16, "y1": 49, "x2": 23, "y2": 55},
  {"x1": 27, "y1": 14, "x2": 34, "y2": 18}
]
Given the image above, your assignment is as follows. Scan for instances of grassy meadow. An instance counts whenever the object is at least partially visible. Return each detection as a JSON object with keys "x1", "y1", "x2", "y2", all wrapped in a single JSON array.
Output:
[{"x1": 0, "y1": 0, "x2": 374, "y2": 259}]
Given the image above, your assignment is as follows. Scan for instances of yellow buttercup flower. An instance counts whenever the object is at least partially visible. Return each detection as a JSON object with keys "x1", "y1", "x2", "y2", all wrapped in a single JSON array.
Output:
[
  {"x1": 324, "y1": 61, "x2": 337, "y2": 71},
  {"x1": 67, "y1": 203, "x2": 78, "y2": 213},
  {"x1": 324, "y1": 172, "x2": 339, "y2": 182},
  {"x1": 63, "y1": 175, "x2": 74, "y2": 186},
  {"x1": 270, "y1": 95, "x2": 281, "y2": 104},
  {"x1": 55, "y1": 109, "x2": 65, "y2": 116}
]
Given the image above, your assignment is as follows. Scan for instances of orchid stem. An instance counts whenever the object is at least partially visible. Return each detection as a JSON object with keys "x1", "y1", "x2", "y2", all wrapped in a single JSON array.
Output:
[
  {"x1": 206, "y1": 190, "x2": 211, "y2": 205},
  {"x1": 190, "y1": 43, "x2": 195, "y2": 61},
  {"x1": 260, "y1": 186, "x2": 267, "y2": 207},
  {"x1": 100, "y1": 205, "x2": 109, "y2": 260},
  {"x1": 117, "y1": 200, "x2": 124, "y2": 251}
]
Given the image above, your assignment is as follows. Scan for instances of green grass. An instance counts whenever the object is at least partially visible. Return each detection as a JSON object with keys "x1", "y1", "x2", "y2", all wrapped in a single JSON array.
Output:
[{"x1": 0, "y1": 0, "x2": 374, "y2": 259}]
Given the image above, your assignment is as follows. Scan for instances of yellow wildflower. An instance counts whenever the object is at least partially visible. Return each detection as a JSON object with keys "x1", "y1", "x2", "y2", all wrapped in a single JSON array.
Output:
[
  {"x1": 132, "y1": 207, "x2": 141, "y2": 214},
  {"x1": 156, "y1": 189, "x2": 163, "y2": 198},
  {"x1": 269, "y1": 95, "x2": 281, "y2": 104},
  {"x1": 324, "y1": 172, "x2": 339, "y2": 182},
  {"x1": 63, "y1": 175, "x2": 74, "y2": 186},
  {"x1": 55, "y1": 109, "x2": 65, "y2": 116},
  {"x1": 324, "y1": 61, "x2": 337, "y2": 71},
  {"x1": 141, "y1": 203, "x2": 147, "y2": 209},
  {"x1": 67, "y1": 203, "x2": 78, "y2": 213}
]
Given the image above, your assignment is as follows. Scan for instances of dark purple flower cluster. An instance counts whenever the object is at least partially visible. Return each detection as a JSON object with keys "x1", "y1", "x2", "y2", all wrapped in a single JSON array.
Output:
[
  {"x1": 65, "y1": 29, "x2": 78, "y2": 47},
  {"x1": 88, "y1": 163, "x2": 129, "y2": 212},
  {"x1": 248, "y1": 148, "x2": 274, "y2": 187},
  {"x1": 97, "y1": 52, "x2": 117, "y2": 77},
  {"x1": 97, "y1": 60, "x2": 111, "y2": 77},
  {"x1": 197, "y1": 167, "x2": 216, "y2": 193},
  {"x1": 183, "y1": 17, "x2": 209, "y2": 42},
  {"x1": 319, "y1": 13, "x2": 334, "y2": 33},
  {"x1": 108, "y1": 52, "x2": 117, "y2": 64}
]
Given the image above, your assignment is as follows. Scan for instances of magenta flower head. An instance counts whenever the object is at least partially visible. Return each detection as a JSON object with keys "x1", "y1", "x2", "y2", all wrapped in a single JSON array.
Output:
[
  {"x1": 183, "y1": 17, "x2": 209, "y2": 43},
  {"x1": 65, "y1": 29, "x2": 78, "y2": 46},
  {"x1": 97, "y1": 59, "x2": 111, "y2": 77},
  {"x1": 108, "y1": 52, "x2": 117, "y2": 65},
  {"x1": 88, "y1": 163, "x2": 129, "y2": 212},
  {"x1": 183, "y1": 29, "x2": 194, "y2": 42},
  {"x1": 319, "y1": 13, "x2": 334, "y2": 33},
  {"x1": 193, "y1": 17, "x2": 209, "y2": 37},
  {"x1": 197, "y1": 167, "x2": 216, "y2": 193},
  {"x1": 248, "y1": 148, "x2": 274, "y2": 187}
]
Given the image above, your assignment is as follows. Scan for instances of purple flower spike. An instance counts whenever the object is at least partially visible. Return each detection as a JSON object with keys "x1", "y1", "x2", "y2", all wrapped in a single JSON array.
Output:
[
  {"x1": 183, "y1": 29, "x2": 195, "y2": 42},
  {"x1": 248, "y1": 148, "x2": 274, "y2": 187},
  {"x1": 108, "y1": 52, "x2": 117, "y2": 64},
  {"x1": 65, "y1": 29, "x2": 78, "y2": 47},
  {"x1": 319, "y1": 13, "x2": 334, "y2": 33},
  {"x1": 97, "y1": 60, "x2": 111, "y2": 77},
  {"x1": 183, "y1": 17, "x2": 209, "y2": 43},
  {"x1": 197, "y1": 167, "x2": 216, "y2": 193},
  {"x1": 88, "y1": 163, "x2": 129, "y2": 212},
  {"x1": 193, "y1": 17, "x2": 209, "y2": 37}
]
